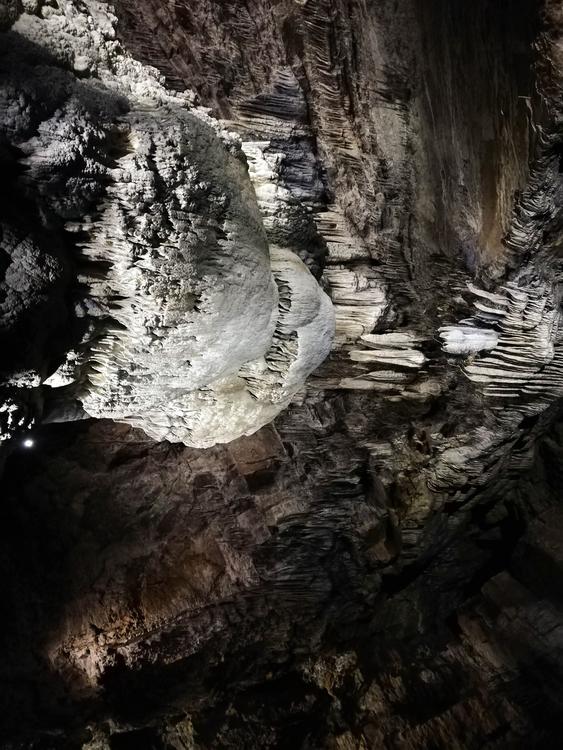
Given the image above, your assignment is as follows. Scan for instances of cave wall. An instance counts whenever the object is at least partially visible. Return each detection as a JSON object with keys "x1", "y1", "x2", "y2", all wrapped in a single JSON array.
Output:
[{"x1": 2, "y1": 0, "x2": 563, "y2": 748}]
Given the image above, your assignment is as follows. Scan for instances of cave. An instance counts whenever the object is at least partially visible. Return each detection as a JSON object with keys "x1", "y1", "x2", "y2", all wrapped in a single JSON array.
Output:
[{"x1": 2, "y1": 0, "x2": 563, "y2": 748}]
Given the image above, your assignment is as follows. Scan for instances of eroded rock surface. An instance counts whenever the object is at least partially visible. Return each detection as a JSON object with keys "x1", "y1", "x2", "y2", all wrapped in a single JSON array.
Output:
[
  {"x1": 0, "y1": 0, "x2": 334, "y2": 447},
  {"x1": 2, "y1": 0, "x2": 563, "y2": 748}
]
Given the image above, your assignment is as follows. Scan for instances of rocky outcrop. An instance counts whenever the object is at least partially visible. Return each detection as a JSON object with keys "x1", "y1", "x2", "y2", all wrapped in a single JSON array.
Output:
[{"x1": 0, "y1": 0, "x2": 334, "y2": 448}]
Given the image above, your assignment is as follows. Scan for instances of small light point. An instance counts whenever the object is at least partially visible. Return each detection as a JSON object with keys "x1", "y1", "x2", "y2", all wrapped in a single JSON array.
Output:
[{"x1": 22, "y1": 438, "x2": 34, "y2": 449}]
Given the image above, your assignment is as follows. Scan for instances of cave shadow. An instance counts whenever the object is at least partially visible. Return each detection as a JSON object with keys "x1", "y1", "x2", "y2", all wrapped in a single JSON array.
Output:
[
  {"x1": 0, "y1": 420, "x2": 131, "y2": 744},
  {"x1": 0, "y1": 29, "x2": 130, "y2": 413}
]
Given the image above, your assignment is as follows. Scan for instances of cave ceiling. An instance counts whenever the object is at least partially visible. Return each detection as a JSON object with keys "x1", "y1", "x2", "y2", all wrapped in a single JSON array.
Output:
[{"x1": 2, "y1": 1, "x2": 563, "y2": 748}]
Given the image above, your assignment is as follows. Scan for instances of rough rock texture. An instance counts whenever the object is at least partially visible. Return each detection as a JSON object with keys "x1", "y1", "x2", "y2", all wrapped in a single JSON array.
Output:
[
  {"x1": 3, "y1": 0, "x2": 563, "y2": 748},
  {"x1": 2, "y1": 411, "x2": 563, "y2": 749},
  {"x1": 0, "y1": 0, "x2": 334, "y2": 448}
]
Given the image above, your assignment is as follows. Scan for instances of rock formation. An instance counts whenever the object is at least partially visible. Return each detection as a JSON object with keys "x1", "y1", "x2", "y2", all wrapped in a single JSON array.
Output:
[
  {"x1": 1, "y1": 0, "x2": 334, "y2": 447},
  {"x1": 2, "y1": 0, "x2": 563, "y2": 748}
]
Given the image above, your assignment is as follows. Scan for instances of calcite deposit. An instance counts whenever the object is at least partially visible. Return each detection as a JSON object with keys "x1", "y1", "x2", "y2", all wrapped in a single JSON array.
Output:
[
  {"x1": 1, "y1": 0, "x2": 334, "y2": 447},
  {"x1": 3, "y1": 0, "x2": 563, "y2": 748}
]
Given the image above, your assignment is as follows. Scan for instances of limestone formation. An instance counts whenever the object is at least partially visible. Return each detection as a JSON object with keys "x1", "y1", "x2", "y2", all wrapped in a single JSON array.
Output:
[
  {"x1": 3, "y1": 0, "x2": 563, "y2": 748},
  {"x1": 1, "y1": 0, "x2": 334, "y2": 447}
]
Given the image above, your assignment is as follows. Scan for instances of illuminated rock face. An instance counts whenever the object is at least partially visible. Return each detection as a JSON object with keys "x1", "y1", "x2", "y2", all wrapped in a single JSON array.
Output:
[
  {"x1": 7, "y1": 1, "x2": 334, "y2": 447},
  {"x1": 6, "y1": 1, "x2": 563, "y2": 749},
  {"x1": 71, "y1": 105, "x2": 334, "y2": 447}
]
